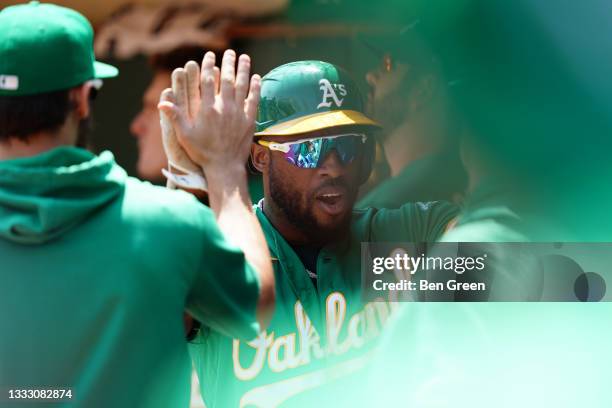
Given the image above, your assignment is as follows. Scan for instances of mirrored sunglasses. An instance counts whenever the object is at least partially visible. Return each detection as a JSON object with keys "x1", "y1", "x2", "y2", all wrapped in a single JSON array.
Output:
[{"x1": 258, "y1": 133, "x2": 369, "y2": 169}]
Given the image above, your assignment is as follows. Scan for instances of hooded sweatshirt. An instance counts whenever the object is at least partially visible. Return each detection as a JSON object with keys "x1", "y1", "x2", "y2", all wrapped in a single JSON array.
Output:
[{"x1": 0, "y1": 147, "x2": 260, "y2": 408}]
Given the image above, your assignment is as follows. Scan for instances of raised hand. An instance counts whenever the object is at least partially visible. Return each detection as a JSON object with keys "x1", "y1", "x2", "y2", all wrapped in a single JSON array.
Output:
[
  {"x1": 158, "y1": 50, "x2": 274, "y2": 330},
  {"x1": 158, "y1": 50, "x2": 261, "y2": 174},
  {"x1": 158, "y1": 61, "x2": 201, "y2": 175}
]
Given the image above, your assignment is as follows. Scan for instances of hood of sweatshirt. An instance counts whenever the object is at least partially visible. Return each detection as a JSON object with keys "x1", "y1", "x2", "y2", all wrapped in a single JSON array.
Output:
[{"x1": 0, "y1": 146, "x2": 126, "y2": 244}]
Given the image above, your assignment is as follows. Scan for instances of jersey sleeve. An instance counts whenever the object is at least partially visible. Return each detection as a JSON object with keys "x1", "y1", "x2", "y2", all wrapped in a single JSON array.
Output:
[
  {"x1": 370, "y1": 201, "x2": 459, "y2": 242},
  {"x1": 185, "y1": 205, "x2": 261, "y2": 341}
]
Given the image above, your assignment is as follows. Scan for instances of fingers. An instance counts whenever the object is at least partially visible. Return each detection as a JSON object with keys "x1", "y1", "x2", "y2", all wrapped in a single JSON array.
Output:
[
  {"x1": 159, "y1": 88, "x2": 180, "y2": 143},
  {"x1": 171, "y1": 68, "x2": 189, "y2": 118},
  {"x1": 159, "y1": 87, "x2": 175, "y2": 104},
  {"x1": 244, "y1": 74, "x2": 261, "y2": 124},
  {"x1": 158, "y1": 88, "x2": 180, "y2": 125},
  {"x1": 159, "y1": 88, "x2": 201, "y2": 174},
  {"x1": 213, "y1": 66, "x2": 220, "y2": 94},
  {"x1": 185, "y1": 61, "x2": 201, "y2": 120},
  {"x1": 158, "y1": 88, "x2": 175, "y2": 115},
  {"x1": 198, "y1": 50, "x2": 250, "y2": 107},
  {"x1": 200, "y1": 51, "x2": 216, "y2": 107},
  {"x1": 158, "y1": 88, "x2": 176, "y2": 134},
  {"x1": 220, "y1": 49, "x2": 237, "y2": 102},
  {"x1": 235, "y1": 54, "x2": 251, "y2": 103},
  {"x1": 159, "y1": 87, "x2": 189, "y2": 131}
]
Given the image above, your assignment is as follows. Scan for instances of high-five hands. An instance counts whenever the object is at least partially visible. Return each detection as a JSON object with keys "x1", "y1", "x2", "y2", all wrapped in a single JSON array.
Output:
[
  {"x1": 158, "y1": 62, "x2": 200, "y2": 175},
  {"x1": 158, "y1": 50, "x2": 261, "y2": 178},
  {"x1": 158, "y1": 50, "x2": 274, "y2": 329}
]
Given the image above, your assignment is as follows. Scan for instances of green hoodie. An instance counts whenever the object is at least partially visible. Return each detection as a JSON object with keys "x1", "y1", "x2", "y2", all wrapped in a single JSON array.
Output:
[{"x1": 0, "y1": 147, "x2": 260, "y2": 407}]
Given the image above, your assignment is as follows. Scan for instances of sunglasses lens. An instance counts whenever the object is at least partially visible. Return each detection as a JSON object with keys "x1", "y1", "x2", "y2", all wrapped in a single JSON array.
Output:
[
  {"x1": 285, "y1": 139, "x2": 323, "y2": 168},
  {"x1": 331, "y1": 136, "x2": 362, "y2": 164},
  {"x1": 284, "y1": 136, "x2": 365, "y2": 169}
]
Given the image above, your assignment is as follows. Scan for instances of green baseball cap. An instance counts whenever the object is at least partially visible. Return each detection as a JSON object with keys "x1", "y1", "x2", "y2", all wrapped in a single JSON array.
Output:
[
  {"x1": 255, "y1": 60, "x2": 380, "y2": 137},
  {"x1": 0, "y1": 1, "x2": 118, "y2": 96}
]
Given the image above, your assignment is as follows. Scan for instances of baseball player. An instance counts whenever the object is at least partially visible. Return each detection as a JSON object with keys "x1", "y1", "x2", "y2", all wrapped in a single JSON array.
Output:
[
  {"x1": 0, "y1": 3, "x2": 273, "y2": 407},
  {"x1": 357, "y1": 30, "x2": 466, "y2": 209},
  {"x1": 160, "y1": 56, "x2": 458, "y2": 407}
]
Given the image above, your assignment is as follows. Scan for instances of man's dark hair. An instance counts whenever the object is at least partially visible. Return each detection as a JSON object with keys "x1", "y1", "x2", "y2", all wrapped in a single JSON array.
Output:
[{"x1": 0, "y1": 89, "x2": 73, "y2": 142}]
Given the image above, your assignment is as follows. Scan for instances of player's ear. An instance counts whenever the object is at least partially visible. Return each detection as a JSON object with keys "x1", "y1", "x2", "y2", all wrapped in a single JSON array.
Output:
[
  {"x1": 251, "y1": 142, "x2": 269, "y2": 173},
  {"x1": 69, "y1": 83, "x2": 92, "y2": 119}
]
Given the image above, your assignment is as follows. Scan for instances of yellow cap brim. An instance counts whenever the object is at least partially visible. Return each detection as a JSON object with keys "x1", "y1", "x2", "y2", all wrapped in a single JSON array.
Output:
[{"x1": 254, "y1": 110, "x2": 381, "y2": 137}]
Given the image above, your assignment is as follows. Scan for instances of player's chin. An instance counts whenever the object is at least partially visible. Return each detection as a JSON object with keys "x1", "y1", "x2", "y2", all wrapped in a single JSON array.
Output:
[{"x1": 312, "y1": 207, "x2": 352, "y2": 234}]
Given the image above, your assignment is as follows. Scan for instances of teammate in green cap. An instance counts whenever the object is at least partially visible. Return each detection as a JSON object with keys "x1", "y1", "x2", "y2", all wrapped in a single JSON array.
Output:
[
  {"x1": 160, "y1": 56, "x2": 459, "y2": 407},
  {"x1": 0, "y1": 3, "x2": 274, "y2": 407}
]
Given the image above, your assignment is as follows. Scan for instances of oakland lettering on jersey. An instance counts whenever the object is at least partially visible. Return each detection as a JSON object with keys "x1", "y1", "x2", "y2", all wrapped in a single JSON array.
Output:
[{"x1": 233, "y1": 292, "x2": 397, "y2": 380}]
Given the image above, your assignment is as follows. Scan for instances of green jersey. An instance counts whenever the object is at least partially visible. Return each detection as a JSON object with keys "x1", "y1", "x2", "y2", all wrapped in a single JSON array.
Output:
[
  {"x1": 441, "y1": 178, "x2": 527, "y2": 242},
  {"x1": 248, "y1": 174, "x2": 264, "y2": 204},
  {"x1": 0, "y1": 147, "x2": 261, "y2": 408},
  {"x1": 434, "y1": 178, "x2": 532, "y2": 301},
  {"x1": 190, "y1": 200, "x2": 457, "y2": 408}
]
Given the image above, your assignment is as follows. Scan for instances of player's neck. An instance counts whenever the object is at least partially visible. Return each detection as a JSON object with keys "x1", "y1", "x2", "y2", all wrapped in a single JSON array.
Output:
[
  {"x1": 0, "y1": 124, "x2": 77, "y2": 160},
  {"x1": 0, "y1": 133, "x2": 71, "y2": 160},
  {"x1": 383, "y1": 123, "x2": 437, "y2": 177},
  {"x1": 262, "y1": 199, "x2": 312, "y2": 246}
]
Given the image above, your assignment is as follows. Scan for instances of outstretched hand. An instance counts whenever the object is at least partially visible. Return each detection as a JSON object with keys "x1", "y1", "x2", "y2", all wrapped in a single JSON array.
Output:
[
  {"x1": 158, "y1": 50, "x2": 261, "y2": 174},
  {"x1": 158, "y1": 50, "x2": 275, "y2": 329}
]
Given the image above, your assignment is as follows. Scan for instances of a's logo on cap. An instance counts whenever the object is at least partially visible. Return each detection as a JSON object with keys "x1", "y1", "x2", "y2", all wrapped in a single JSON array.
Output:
[
  {"x1": 0, "y1": 75, "x2": 19, "y2": 91},
  {"x1": 317, "y1": 79, "x2": 347, "y2": 109}
]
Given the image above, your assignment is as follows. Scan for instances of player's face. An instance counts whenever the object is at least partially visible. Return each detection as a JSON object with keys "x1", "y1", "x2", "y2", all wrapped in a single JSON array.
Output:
[
  {"x1": 130, "y1": 71, "x2": 170, "y2": 181},
  {"x1": 366, "y1": 58, "x2": 412, "y2": 135},
  {"x1": 265, "y1": 131, "x2": 364, "y2": 244}
]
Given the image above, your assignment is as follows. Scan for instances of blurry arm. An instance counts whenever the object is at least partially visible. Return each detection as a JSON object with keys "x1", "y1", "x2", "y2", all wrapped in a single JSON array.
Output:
[{"x1": 203, "y1": 162, "x2": 274, "y2": 329}]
